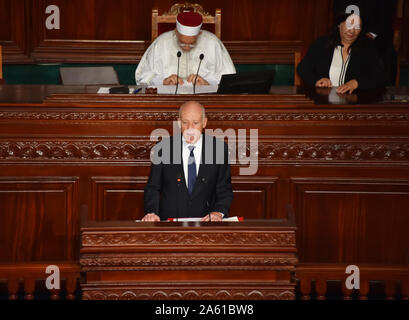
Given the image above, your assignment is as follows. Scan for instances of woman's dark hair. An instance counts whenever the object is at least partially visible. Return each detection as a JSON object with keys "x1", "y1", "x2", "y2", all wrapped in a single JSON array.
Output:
[{"x1": 327, "y1": 12, "x2": 367, "y2": 52}]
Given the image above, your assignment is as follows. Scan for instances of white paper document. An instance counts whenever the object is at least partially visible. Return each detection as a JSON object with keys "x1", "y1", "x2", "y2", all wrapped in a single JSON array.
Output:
[
  {"x1": 98, "y1": 84, "x2": 218, "y2": 95},
  {"x1": 169, "y1": 216, "x2": 240, "y2": 222},
  {"x1": 135, "y1": 216, "x2": 240, "y2": 222},
  {"x1": 156, "y1": 83, "x2": 219, "y2": 95}
]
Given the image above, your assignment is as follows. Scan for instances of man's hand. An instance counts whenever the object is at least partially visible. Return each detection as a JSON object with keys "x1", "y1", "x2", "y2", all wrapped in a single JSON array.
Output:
[
  {"x1": 201, "y1": 212, "x2": 223, "y2": 222},
  {"x1": 336, "y1": 80, "x2": 358, "y2": 94},
  {"x1": 141, "y1": 213, "x2": 160, "y2": 222},
  {"x1": 315, "y1": 78, "x2": 332, "y2": 88},
  {"x1": 187, "y1": 74, "x2": 209, "y2": 86},
  {"x1": 163, "y1": 75, "x2": 184, "y2": 85}
]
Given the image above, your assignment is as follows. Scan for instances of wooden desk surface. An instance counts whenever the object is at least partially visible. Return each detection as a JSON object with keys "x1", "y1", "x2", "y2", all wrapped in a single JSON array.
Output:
[
  {"x1": 1, "y1": 84, "x2": 408, "y2": 105},
  {"x1": 81, "y1": 218, "x2": 296, "y2": 232}
]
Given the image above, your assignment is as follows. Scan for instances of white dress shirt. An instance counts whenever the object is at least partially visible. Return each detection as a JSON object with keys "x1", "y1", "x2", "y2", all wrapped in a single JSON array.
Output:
[
  {"x1": 329, "y1": 45, "x2": 351, "y2": 87},
  {"x1": 182, "y1": 135, "x2": 202, "y2": 187}
]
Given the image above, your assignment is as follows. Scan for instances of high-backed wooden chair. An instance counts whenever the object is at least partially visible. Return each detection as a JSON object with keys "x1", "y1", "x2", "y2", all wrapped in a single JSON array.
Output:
[
  {"x1": 152, "y1": 2, "x2": 221, "y2": 41},
  {"x1": 0, "y1": 45, "x2": 3, "y2": 84}
]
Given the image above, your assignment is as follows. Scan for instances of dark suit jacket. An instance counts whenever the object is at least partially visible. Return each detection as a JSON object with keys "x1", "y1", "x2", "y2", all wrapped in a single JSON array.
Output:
[
  {"x1": 297, "y1": 36, "x2": 385, "y2": 89},
  {"x1": 144, "y1": 134, "x2": 234, "y2": 220}
]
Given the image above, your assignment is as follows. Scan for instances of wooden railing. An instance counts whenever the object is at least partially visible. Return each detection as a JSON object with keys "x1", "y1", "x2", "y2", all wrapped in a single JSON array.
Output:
[
  {"x1": 0, "y1": 263, "x2": 80, "y2": 300},
  {"x1": 296, "y1": 263, "x2": 409, "y2": 300},
  {"x1": 1, "y1": 262, "x2": 409, "y2": 300}
]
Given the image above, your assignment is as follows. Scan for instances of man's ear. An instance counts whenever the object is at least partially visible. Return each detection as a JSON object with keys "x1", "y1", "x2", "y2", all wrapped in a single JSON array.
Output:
[
  {"x1": 203, "y1": 117, "x2": 208, "y2": 128},
  {"x1": 177, "y1": 119, "x2": 181, "y2": 129}
]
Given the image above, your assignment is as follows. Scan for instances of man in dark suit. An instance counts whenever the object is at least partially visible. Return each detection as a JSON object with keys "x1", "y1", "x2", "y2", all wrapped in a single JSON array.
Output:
[{"x1": 142, "y1": 101, "x2": 234, "y2": 222}]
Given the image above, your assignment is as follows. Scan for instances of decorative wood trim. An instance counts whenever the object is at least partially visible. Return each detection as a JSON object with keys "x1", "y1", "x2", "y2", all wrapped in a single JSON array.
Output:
[
  {"x1": 2, "y1": 110, "x2": 409, "y2": 122},
  {"x1": 81, "y1": 288, "x2": 296, "y2": 300},
  {"x1": 0, "y1": 140, "x2": 408, "y2": 163},
  {"x1": 43, "y1": 93, "x2": 313, "y2": 104},
  {"x1": 0, "y1": 140, "x2": 156, "y2": 161},
  {"x1": 81, "y1": 231, "x2": 296, "y2": 247},
  {"x1": 80, "y1": 254, "x2": 298, "y2": 270}
]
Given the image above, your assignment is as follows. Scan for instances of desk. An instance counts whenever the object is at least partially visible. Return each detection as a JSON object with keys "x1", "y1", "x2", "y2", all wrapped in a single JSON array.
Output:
[
  {"x1": 80, "y1": 219, "x2": 297, "y2": 300},
  {"x1": 1, "y1": 85, "x2": 408, "y2": 105},
  {"x1": 0, "y1": 85, "x2": 408, "y2": 288}
]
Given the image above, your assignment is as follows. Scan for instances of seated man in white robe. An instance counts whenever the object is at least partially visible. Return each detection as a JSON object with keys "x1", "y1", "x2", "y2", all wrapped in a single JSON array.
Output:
[{"x1": 135, "y1": 11, "x2": 236, "y2": 86}]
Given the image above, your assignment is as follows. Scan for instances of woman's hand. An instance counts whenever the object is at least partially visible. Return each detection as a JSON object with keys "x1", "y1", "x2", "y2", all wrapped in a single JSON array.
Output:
[
  {"x1": 336, "y1": 80, "x2": 358, "y2": 94},
  {"x1": 315, "y1": 78, "x2": 332, "y2": 88}
]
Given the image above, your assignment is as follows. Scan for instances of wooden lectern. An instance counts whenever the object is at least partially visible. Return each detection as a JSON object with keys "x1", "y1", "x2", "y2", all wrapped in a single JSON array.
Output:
[{"x1": 80, "y1": 217, "x2": 297, "y2": 300}]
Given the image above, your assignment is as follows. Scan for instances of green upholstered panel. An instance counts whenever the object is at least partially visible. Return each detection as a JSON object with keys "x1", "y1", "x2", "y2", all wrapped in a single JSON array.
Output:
[
  {"x1": 3, "y1": 64, "x2": 138, "y2": 85},
  {"x1": 3, "y1": 63, "x2": 408, "y2": 86},
  {"x1": 400, "y1": 66, "x2": 409, "y2": 86}
]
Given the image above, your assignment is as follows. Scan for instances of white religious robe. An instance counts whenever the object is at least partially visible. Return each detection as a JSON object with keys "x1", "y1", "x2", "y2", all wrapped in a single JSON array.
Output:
[{"x1": 135, "y1": 30, "x2": 236, "y2": 86}]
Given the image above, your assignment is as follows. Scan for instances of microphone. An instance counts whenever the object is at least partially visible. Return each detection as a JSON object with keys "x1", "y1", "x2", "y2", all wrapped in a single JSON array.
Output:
[
  {"x1": 193, "y1": 54, "x2": 205, "y2": 94},
  {"x1": 201, "y1": 178, "x2": 211, "y2": 223},
  {"x1": 176, "y1": 172, "x2": 183, "y2": 222},
  {"x1": 175, "y1": 51, "x2": 182, "y2": 94}
]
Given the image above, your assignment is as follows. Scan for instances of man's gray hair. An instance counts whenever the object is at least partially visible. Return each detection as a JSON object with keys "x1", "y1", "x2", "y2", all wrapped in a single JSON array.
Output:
[{"x1": 178, "y1": 101, "x2": 206, "y2": 119}]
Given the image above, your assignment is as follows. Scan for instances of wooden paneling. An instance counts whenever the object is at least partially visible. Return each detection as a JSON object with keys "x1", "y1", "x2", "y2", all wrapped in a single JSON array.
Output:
[
  {"x1": 1, "y1": 93, "x2": 409, "y2": 268},
  {"x1": 291, "y1": 178, "x2": 409, "y2": 264},
  {"x1": 2, "y1": 0, "x2": 409, "y2": 64},
  {"x1": 1, "y1": 0, "x2": 332, "y2": 64},
  {"x1": 0, "y1": 177, "x2": 79, "y2": 262},
  {"x1": 231, "y1": 177, "x2": 278, "y2": 219},
  {"x1": 0, "y1": 0, "x2": 32, "y2": 63},
  {"x1": 91, "y1": 176, "x2": 147, "y2": 220}
]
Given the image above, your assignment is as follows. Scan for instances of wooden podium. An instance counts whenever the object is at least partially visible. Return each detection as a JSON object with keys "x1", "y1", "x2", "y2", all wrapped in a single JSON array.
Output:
[{"x1": 80, "y1": 218, "x2": 297, "y2": 300}]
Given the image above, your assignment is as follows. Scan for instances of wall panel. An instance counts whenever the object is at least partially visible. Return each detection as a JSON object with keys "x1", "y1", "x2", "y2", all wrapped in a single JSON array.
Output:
[
  {"x1": 1, "y1": 0, "x2": 334, "y2": 64},
  {"x1": 0, "y1": 177, "x2": 78, "y2": 262},
  {"x1": 291, "y1": 178, "x2": 409, "y2": 264}
]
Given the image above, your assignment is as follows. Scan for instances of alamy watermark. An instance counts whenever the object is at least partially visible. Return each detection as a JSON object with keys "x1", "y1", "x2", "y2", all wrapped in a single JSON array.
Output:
[
  {"x1": 150, "y1": 121, "x2": 259, "y2": 175},
  {"x1": 45, "y1": 265, "x2": 60, "y2": 290},
  {"x1": 45, "y1": 5, "x2": 60, "y2": 30}
]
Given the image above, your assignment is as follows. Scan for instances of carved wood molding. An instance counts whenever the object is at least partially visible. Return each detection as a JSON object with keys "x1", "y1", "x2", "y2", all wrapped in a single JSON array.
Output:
[
  {"x1": 2, "y1": 111, "x2": 409, "y2": 122},
  {"x1": 210, "y1": 112, "x2": 409, "y2": 122},
  {"x1": 163, "y1": 2, "x2": 211, "y2": 16},
  {"x1": 81, "y1": 232, "x2": 296, "y2": 247},
  {"x1": 82, "y1": 288, "x2": 295, "y2": 300},
  {"x1": 255, "y1": 142, "x2": 409, "y2": 162},
  {"x1": 1, "y1": 140, "x2": 408, "y2": 162},
  {"x1": 0, "y1": 141, "x2": 155, "y2": 161},
  {"x1": 80, "y1": 255, "x2": 299, "y2": 269}
]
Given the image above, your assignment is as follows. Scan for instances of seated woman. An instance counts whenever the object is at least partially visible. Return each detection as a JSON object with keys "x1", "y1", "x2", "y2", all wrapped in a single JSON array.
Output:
[{"x1": 297, "y1": 13, "x2": 385, "y2": 94}]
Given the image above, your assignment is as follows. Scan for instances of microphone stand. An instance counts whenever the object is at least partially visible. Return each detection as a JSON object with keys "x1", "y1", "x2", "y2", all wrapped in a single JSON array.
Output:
[
  {"x1": 193, "y1": 54, "x2": 204, "y2": 94},
  {"x1": 175, "y1": 51, "x2": 182, "y2": 94}
]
